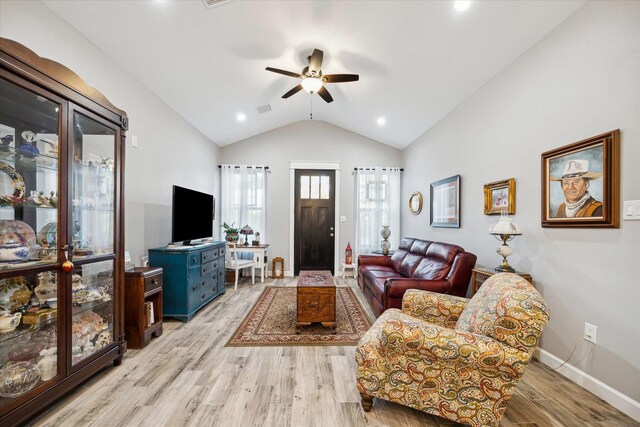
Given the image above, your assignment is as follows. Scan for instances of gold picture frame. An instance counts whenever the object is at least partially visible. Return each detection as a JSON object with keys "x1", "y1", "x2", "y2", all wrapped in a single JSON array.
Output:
[
  {"x1": 408, "y1": 192, "x2": 423, "y2": 215},
  {"x1": 484, "y1": 178, "x2": 515, "y2": 215}
]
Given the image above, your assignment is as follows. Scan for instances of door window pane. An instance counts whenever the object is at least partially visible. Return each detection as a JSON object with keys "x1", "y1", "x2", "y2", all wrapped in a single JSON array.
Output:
[
  {"x1": 320, "y1": 176, "x2": 330, "y2": 199},
  {"x1": 310, "y1": 176, "x2": 320, "y2": 199},
  {"x1": 300, "y1": 176, "x2": 309, "y2": 199}
]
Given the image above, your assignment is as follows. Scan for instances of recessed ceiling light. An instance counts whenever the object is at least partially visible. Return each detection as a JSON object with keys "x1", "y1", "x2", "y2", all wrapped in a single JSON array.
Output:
[
  {"x1": 454, "y1": 1, "x2": 471, "y2": 12},
  {"x1": 236, "y1": 113, "x2": 247, "y2": 122},
  {"x1": 377, "y1": 117, "x2": 386, "y2": 126}
]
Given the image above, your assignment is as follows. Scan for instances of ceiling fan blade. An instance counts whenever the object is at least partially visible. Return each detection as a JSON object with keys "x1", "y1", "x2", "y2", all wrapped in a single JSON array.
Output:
[
  {"x1": 282, "y1": 84, "x2": 303, "y2": 99},
  {"x1": 266, "y1": 67, "x2": 301, "y2": 78},
  {"x1": 323, "y1": 74, "x2": 360, "y2": 83},
  {"x1": 317, "y1": 86, "x2": 333, "y2": 103},
  {"x1": 308, "y1": 49, "x2": 324, "y2": 75}
]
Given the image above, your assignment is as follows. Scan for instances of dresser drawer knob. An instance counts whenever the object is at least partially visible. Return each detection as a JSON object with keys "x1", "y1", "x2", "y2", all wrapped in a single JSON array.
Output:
[{"x1": 151, "y1": 279, "x2": 158, "y2": 286}]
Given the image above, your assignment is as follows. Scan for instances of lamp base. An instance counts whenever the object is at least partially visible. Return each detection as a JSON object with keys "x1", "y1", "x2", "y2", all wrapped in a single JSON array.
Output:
[{"x1": 495, "y1": 265, "x2": 515, "y2": 273}]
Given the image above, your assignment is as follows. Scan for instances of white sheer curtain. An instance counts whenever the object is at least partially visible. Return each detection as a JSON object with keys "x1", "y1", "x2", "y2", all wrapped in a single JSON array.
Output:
[
  {"x1": 220, "y1": 165, "x2": 267, "y2": 241},
  {"x1": 354, "y1": 167, "x2": 401, "y2": 258}
]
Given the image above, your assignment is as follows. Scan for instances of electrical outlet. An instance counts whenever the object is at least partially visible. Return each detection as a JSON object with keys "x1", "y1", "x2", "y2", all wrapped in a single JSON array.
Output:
[{"x1": 584, "y1": 322, "x2": 597, "y2": 344}]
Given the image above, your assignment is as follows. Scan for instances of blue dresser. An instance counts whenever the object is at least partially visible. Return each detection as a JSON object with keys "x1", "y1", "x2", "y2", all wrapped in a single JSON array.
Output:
[{"x1": 148, "y1": 242, "x2": 226, "y2": 321}]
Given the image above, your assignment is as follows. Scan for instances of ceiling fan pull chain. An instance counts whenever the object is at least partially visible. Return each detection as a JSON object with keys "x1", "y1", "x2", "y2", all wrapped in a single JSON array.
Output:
[{"x1": 310, "y1": 94, "x2": 313, "y2": 120}]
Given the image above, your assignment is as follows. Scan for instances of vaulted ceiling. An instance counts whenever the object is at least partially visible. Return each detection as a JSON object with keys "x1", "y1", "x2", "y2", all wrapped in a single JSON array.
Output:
[{"x1": 44, "y1": 0, "x2": 584, "y2": 149}]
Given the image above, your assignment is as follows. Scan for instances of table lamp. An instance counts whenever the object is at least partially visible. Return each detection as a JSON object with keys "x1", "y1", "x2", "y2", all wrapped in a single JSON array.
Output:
[
  {"x1": 489, "y1": 213, "x2": 522, "y2": 272},
  {"x1": 240, "y1": 225, "x2": 253, "y2": 246}
]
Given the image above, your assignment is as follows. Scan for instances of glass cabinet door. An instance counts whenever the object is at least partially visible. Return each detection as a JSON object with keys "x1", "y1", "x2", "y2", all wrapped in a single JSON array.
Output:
[
  {"x1": 70, "y1": 110, "x2": 117, "y2": 367},
  {"x1": 0, "y1": 76, "x2": 61, "y2": 404}
]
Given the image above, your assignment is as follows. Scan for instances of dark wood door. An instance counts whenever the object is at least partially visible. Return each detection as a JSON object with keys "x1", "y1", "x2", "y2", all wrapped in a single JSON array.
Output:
[{"x1": 295, "y1": 170, "x2": 335, "y2": 275}]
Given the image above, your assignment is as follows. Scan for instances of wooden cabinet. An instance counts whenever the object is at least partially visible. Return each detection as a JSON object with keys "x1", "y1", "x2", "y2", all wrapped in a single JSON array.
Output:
[
  {"x1": 0, "y1": 38, "x2": 127, "y2": 425},
  {"x1": 148, "y1": 242, "x2": 226, "y2": 321},
  {"x1": 471, "y1": 267, "x2": 533, "y2": 294},
  {"x1": 124, "y1": 268, "x2": 163, "y2": 349}
]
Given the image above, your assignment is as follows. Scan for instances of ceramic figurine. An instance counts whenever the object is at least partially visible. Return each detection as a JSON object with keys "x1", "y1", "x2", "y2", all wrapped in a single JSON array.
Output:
[{"x1": 37, "y1": 348, "x2": 57, "y2": 381}]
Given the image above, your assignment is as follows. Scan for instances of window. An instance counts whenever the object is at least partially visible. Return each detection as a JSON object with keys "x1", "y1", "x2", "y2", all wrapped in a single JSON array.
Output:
[
  {"x1": 220, "y1": 165, "x2": 267, "y2": 240},
  {"x1": 299, "y1": 174, "x2": 330, "y2": 200},
  {"x1": 355, "y1": 168, "x2": 401, "y2": 256}
]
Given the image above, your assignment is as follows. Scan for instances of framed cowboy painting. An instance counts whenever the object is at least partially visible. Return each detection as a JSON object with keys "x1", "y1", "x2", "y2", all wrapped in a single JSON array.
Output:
[{"x1": 541, "y1": 130, "x2": 619, "y2": 228}]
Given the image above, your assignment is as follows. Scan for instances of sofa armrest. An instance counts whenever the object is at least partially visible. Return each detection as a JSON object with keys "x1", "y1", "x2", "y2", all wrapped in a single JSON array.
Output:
[
  {"x1": 381, "y1": 315, "x2": 531, "y2": 378},
  {"x1": 358, "y1": 254, "x2": 391, "y2": 267},
  {"x1": 401, "y1": 289, "x2": 469, "y2": 328}
]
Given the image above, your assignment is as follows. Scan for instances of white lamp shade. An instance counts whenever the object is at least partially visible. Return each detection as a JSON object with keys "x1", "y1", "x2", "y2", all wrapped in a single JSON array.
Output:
[
  {"x1": 301, "y1": 77, "x2": 323, "y2": 93},
  {"x1": 489, "y1": 217, "x2": 522, "y2": 235}
]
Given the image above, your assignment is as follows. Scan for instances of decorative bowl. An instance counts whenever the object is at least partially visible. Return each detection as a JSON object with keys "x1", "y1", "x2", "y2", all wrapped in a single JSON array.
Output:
[
  {"x1": 0, "y1": 361, "x2": 41, "y2": 398},
  {"x1": 45, "y1": 298, "x2": 57, "y2": 309},
  {"x1": 0, "y1": 243, "x2": 29, "y2": 261}
]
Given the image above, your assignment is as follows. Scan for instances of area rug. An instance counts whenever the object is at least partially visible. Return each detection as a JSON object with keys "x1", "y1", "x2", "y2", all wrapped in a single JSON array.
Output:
[{"x1": 226, "y1": 286, "x2": 373, "y2": 346}]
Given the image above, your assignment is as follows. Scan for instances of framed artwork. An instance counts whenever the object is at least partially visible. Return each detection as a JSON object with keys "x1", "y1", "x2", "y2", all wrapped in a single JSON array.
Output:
[
  {"x1": 541, "y1": 130, "x2": 619, "y2": 228},
  {"x1": 409, "y1": 192, "x2": 423, "y2": 215},
  {"x1": 430, "y1": 175, "x2": 460, "y2": 228},
  {"x1": 484, "y1": 178, "x2": 515, "y2": 215}
]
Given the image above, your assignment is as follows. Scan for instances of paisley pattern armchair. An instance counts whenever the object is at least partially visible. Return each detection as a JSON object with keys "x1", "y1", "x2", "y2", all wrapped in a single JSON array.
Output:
[{"x1": 355, "y1": 273, "x2": 549, "y2": 427}]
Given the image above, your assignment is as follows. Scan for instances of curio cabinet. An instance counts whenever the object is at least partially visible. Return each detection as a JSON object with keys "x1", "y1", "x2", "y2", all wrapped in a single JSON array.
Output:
[{"x1": 0, "y1": 38, "x2": 127, "y2": 425}]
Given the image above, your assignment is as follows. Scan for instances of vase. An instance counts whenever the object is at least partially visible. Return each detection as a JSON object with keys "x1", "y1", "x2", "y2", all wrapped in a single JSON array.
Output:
[
  {"x1": 380, "y1": 226, "x2": 391, "y2": 255},
  {"x1": 225, "y1": 232, "x2": 239, "y2": 243},
  {"x1": 0, "y1": 361, "x2": 41, "y2": 398}
]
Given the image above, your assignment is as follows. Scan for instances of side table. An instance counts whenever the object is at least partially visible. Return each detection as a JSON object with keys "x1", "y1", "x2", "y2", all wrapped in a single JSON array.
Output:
[
  {"x1": 471, "y1": 266, "x2": 532, "y2": 294},
  {"x1": 124, "y1": 267, "x2": 164, "y2": 349},
  {"x1": 342, "y1": 263, "x2": 357, "y2": 279}
]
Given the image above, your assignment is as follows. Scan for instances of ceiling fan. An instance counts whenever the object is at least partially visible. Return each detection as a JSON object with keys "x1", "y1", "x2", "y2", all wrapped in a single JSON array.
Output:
[{"x1": 265, "y1": 49, "x2": 359, "y2": 103}]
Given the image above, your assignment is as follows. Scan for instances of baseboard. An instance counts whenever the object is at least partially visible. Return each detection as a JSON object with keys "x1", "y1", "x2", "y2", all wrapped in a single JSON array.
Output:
[{"x1": 534, "y1": 348, "x2": 640, "y2": 422}]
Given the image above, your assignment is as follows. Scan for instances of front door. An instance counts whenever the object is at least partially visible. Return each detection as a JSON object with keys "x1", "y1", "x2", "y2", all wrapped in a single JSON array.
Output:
[{"x1": 294, "y1": 170, "x2": 335, "y2": 275}]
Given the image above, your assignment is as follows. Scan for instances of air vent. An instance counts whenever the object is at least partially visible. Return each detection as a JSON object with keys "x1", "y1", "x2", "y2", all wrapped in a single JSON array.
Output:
[
  {"x1": 256, "y1": 104, "x2": 272, "y2": 114},
  {"x1": 203, "y1": 0, "x2": 231, "y2": 9}
]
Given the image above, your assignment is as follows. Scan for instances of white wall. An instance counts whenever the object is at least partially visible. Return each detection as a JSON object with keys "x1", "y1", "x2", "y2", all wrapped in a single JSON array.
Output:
[
  {"x1": 402, "y1": 1, "x2": 640, "y2": 404},
  {"x1": 221, "y1": 120, "x2": 402, "y2": 274},
  {"x1": 0, "y1": 1, "x2": 221, "y2": 264}
]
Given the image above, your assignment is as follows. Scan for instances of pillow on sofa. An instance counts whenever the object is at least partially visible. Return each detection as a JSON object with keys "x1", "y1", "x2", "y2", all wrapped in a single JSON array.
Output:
[{"x1": 455, "y1": 273, "x2": 549, "y2": 353}]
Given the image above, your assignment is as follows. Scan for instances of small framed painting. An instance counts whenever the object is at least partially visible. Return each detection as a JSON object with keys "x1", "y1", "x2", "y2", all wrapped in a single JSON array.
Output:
[
  {"x1": 430, "y1": 175, "x2": 461, "y2": 228},
  {"x1": 541, "y1": 130, "x2": 619, "y2": 228},
  {"x1": 484, "y1": 178, "x2": 515, "y2": 215}
]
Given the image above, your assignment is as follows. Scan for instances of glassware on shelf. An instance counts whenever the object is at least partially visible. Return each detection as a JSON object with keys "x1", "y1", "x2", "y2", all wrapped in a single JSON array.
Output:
[{"x1": 0, "y1": 361, "x2": 41, "y2": 398}]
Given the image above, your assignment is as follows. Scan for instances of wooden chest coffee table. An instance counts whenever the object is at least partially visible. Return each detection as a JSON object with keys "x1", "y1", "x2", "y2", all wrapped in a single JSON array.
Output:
[{"x1": 296, "y1": 270, "x2": 336, "y2": 330}]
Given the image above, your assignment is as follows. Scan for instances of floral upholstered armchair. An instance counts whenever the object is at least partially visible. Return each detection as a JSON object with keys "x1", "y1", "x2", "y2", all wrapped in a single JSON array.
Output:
[{"x1": 355, "y1": 273, "x2": 549, "y2": 427}]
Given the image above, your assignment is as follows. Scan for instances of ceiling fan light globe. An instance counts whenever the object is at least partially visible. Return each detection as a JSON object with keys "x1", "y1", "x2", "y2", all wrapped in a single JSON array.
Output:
[{"x1": 301, "y1": 77, "x2": 323, "y2": 93}]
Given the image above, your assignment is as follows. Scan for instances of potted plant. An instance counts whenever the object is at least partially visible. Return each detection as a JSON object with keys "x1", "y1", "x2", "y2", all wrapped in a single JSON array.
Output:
[{"x1": 221, "y1": 222, "x2": 239, "y2": 242}]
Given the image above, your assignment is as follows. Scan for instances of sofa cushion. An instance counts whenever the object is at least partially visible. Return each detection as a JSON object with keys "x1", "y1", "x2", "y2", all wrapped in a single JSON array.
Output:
[
  {"x1": 409, "y1": 239, "x2": 431, "y2": 256},
  {"x1": 425, "y1": 242, "x2": 462, "y2": 264},
  {"x1": 456, "y1": 273, "x2": 550, "y2": 353},
  {"x1": 412, "y1": 257, "x2": 450, "y2": 280},
  {"x1": 389, "y1": 249, "x2": 408, "y2": 272},
  {"x1": 398, "y1": 253, "x2": 422, "y2": 277}
]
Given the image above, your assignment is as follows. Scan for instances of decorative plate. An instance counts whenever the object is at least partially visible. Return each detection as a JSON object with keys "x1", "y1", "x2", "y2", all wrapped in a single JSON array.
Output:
[
  {"x1": 20, "y1": 131, "x2": 38, "y2": 143},
  {"x1": 0, "y1": 161, "x2": 25, "y2": 200},
  {"x1": 0, "y1": 220, "x2": 37, "y2": 246},
  {"x1": 37, "y1": 222, "x2": 57, "y2": 247},
  {"x1": 0, "y1": 276, "x2": 30, "y2": 311}
]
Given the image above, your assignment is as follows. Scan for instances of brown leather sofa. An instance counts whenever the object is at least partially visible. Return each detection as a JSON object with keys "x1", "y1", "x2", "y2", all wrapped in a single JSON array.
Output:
[{"x1": 358, "y1": 237, "x2": 477, "y2": 317}]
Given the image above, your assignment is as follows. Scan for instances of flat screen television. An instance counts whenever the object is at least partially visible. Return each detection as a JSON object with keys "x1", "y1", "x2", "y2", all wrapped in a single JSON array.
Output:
[{"x1": 172, "y1": 185, "x2": 214, "y2": 245}]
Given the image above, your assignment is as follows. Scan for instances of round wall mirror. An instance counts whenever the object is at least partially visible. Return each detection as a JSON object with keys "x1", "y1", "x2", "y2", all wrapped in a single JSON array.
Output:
[{"x1": 409, "y1": 192, "x2": 423, "y2": 215}]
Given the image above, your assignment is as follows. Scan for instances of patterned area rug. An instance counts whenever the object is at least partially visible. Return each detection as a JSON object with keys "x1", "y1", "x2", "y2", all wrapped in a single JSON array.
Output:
[{"x1": 226, "y1": 286, "x2": 373, "y2": 346}]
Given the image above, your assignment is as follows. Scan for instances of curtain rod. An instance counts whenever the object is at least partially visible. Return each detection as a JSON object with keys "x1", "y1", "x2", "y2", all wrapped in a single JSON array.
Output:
[
  {"x1": 218, "y1": 165, "x2": 269, "y2": 170},
  {"x1": 353, "y1": 167, "x2": 403, "y2": 171}
]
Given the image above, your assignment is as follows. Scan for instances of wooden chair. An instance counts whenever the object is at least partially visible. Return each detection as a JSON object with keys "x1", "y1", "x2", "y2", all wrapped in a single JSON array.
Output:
[{"x1": 225, "y1": 242, "x2": 255, "y2": 290}]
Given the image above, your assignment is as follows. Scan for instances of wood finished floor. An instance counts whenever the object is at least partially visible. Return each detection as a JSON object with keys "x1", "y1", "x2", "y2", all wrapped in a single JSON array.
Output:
[{"x1": 30, "y1": 277, "x2": 638, "y2": 427}]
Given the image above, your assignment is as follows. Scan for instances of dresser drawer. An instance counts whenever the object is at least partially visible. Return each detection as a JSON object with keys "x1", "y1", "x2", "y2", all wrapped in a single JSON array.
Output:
[
  {"x1": 201, "y1": 261, "x2": 218, "y2": 276},
  {"x1": 218, "y1": 246, "x2": 226, "y2": 259},
  {"x1": 188, "y1": 253, "x2": 200, "y2": 268},
  {"x1": 202, "y1": 248, "x2": 217, "y2": 264},
  {"x1": 144, "y1": 274, "x2": 162, "y2": 294}
]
